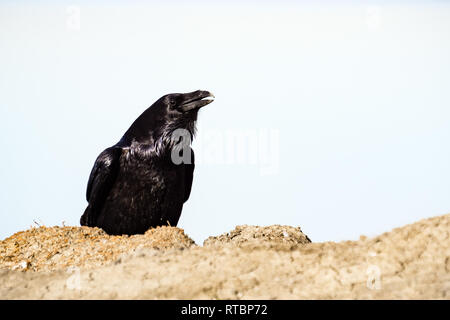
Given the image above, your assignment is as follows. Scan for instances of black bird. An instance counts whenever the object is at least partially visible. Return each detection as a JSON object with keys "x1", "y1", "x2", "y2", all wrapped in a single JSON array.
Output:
[{"x1": 80, "y1": 90, "x2": 214, "y2": 235}]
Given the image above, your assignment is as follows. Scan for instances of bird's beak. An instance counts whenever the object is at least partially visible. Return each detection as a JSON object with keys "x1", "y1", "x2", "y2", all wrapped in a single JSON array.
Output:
[{"x1": 180, "y1": 90, "x2": 215, "y2": 112}]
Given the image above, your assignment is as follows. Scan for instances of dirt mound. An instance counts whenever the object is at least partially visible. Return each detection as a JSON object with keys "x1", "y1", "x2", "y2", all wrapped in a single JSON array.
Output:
[
  {"x1": 0, "y1": 225, "x2": 195, "y2": 272},
  {"x1": 204, "y1": 225, "x2": 311, "y2": 247},
  {"x1": 0, "y1": 214, "x2": 449, "y2": 299}
]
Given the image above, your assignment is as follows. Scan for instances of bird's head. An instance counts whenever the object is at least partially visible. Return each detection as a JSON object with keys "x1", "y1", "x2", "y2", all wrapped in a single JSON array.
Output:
[
  {"x1": 163, "y1": 90, "x2": 215, "y2": 114},
  {"x1": 121, "y1": 90, "x2": 215, "y2": 153},
  {"x1": 158, "y1": 90, "x2": 215, "y2": 138}
]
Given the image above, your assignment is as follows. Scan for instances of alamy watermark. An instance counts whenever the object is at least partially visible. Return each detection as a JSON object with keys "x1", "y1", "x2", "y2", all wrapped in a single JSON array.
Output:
[
  {"x1": 366, "y1": 251, "x2": 382, "y2": 290},
  {"x1": 66, "y1": 5, "x2": 81, "y2": 31},
  {"x1": 66, "y1": 266, "x2": 82, "y2": 291},
  {"x1": 366, "y1": 6, "x2": 382, "y2": 31},
  {"x1": 171, "y1": 128, "x2": 280, "y2": 176}
]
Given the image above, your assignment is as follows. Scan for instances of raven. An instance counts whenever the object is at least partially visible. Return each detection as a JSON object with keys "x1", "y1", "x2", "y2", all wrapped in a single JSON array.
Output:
[{"x1": 80, "y1": 90, "x2": 214, "y2": 235}]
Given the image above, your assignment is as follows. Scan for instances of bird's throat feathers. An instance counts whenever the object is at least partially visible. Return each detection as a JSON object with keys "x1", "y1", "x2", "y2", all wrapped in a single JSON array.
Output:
[{"x1": 126, "y1": 117, "x2": 196, "y2": 160}]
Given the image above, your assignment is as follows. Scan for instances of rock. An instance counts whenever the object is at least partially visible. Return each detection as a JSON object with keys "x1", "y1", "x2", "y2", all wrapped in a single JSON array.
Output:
[
  {"x1": 203, "y1": 225, "x2": 311, "y2": 247},
  {"x1": 0, "y1": 214, "x2": 449, "y2": 299},
  {"x1": 0, "y1": 225, "x2": 195, "y2": 272}
]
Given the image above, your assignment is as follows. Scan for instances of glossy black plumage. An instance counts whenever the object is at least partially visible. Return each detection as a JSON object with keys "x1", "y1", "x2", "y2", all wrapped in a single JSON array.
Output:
[{"x1": 80, "y1": 90, "x2": 214, "y2": 235}]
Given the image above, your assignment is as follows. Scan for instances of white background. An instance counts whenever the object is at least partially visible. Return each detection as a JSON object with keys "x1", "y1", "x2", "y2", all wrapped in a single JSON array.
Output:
[{"x1": 1, "y1": 1, "x2": 449, "y2": 244}]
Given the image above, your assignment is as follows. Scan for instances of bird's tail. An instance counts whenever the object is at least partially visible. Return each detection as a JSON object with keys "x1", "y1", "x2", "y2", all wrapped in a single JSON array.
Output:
[{"x1": 80, "y1": 205, "x2": 94, "y2": 227}]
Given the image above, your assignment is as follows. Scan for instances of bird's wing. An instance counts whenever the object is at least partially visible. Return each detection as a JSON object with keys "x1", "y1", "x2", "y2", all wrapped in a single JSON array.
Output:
[
  {"x1": 183, "y1": 148, "x2": 195, "y2": 203},
  {"x1": 83, "y1": 147, "x2": 122, "y2": 225}
]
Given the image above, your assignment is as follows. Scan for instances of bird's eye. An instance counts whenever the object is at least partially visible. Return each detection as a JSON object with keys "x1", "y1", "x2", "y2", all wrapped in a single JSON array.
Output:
[{"x1": 169, "y1": 99, "x2": 177, "y2": 106}]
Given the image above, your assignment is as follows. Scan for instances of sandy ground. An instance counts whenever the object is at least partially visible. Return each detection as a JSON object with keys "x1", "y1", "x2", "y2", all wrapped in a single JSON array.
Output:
[{"x1": 1, "y1": 215, "x2": 449, "y2": 299}]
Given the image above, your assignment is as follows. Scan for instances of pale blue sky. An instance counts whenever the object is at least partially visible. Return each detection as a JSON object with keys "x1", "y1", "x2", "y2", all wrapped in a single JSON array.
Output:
[{"x1": 1, "y1": 1, "x2": 449, "y2": 244}]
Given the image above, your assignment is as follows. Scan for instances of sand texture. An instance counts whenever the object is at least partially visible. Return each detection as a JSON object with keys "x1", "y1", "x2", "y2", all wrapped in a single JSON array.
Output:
[{"x1": 1, "y1": 215, "x2": 449, "y2": 299}]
